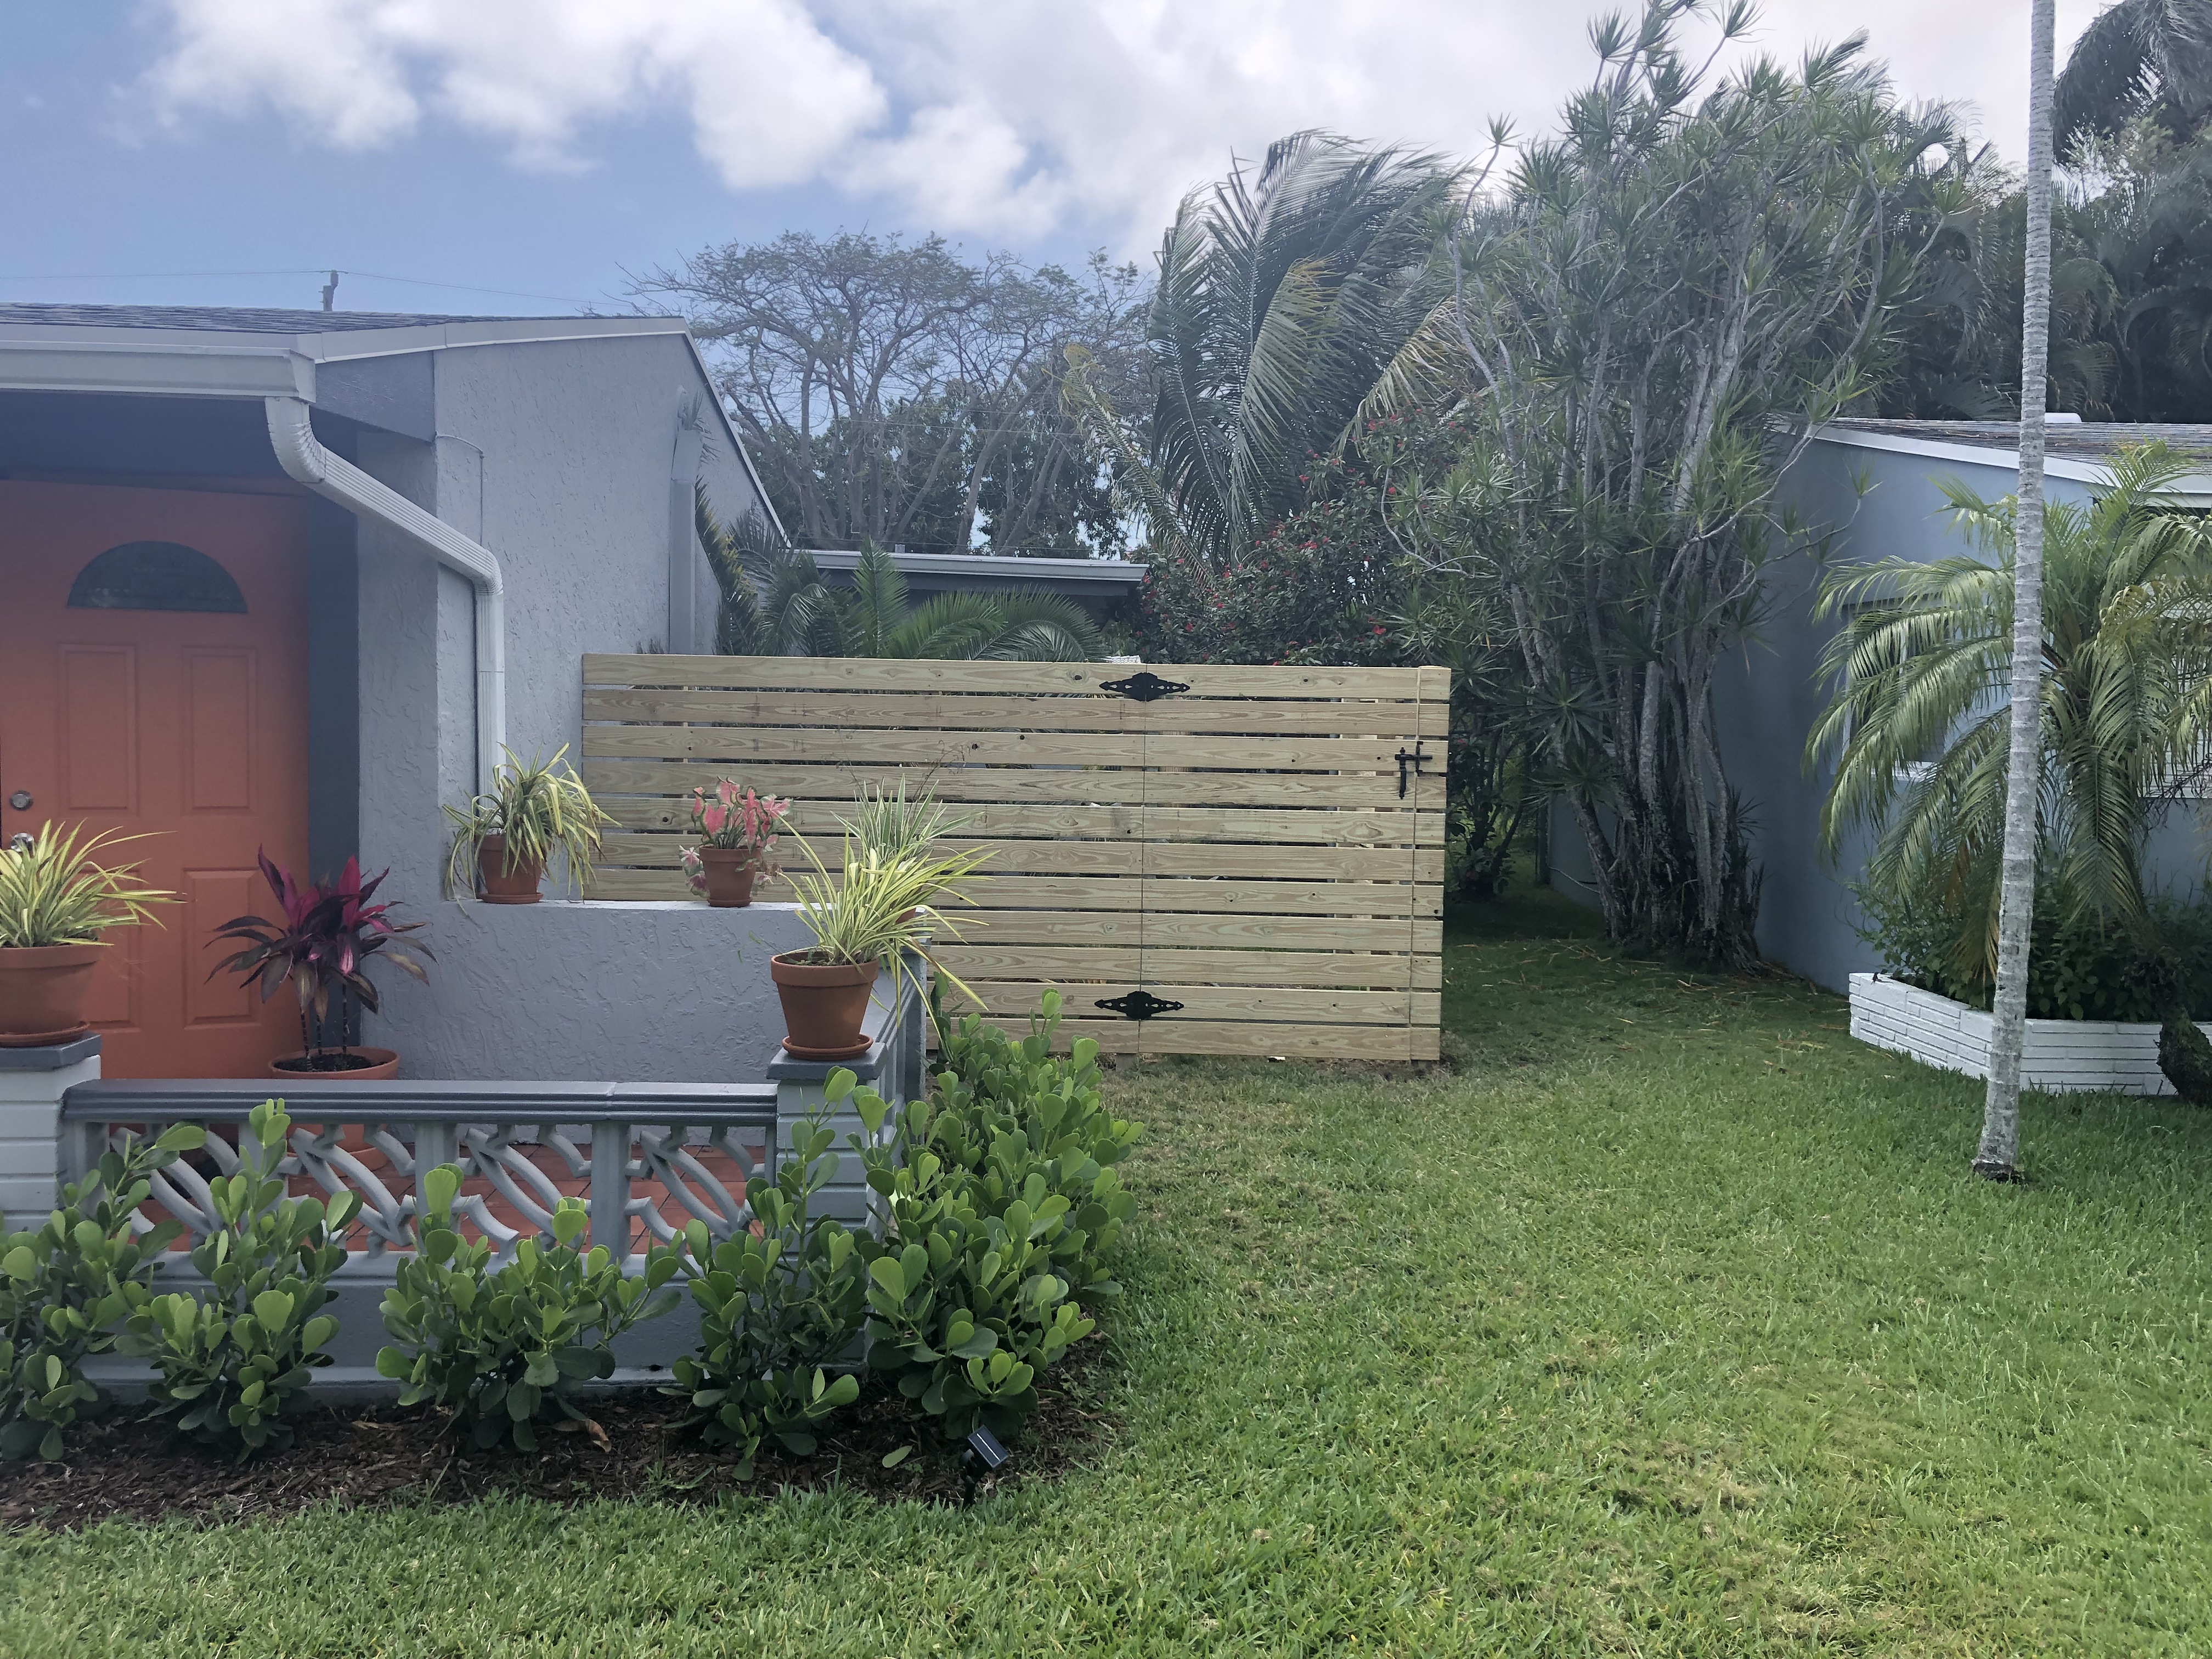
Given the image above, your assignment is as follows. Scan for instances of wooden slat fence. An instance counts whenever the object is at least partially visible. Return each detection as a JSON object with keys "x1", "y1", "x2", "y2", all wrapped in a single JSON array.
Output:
[{"x1": 580, "y1": 654, "x2": 1447, "y2": 1060}]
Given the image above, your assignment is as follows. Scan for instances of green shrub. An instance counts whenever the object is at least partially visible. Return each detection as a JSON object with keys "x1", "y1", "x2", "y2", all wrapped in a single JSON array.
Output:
[
  {"x1": 662, "y1": 1113, "x2": 865, "y2": 1475},
  {"x1": 116, "y1": 1099, "x2": 356, "y2": 1460},
  {"x1": 1859, "y1": 882, "x2": 2212, "y2": 1021},
  {"x1": 848, "y1": 993, "x2": 1144, "y2": 1441},
  {"x1": 0, "y1": 1122, "x2": 205, "y2": 1461},
  {"x1": 375, "y1": 1168, "x2": 681, "y2": 1451}
]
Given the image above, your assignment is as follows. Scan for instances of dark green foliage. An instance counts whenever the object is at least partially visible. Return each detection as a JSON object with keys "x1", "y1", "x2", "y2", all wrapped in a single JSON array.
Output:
[
  {"x1": 1858, "y1": 883, "x2": 2212, "y2": 1022},
  {"x1": 0, "y1": 1123, "x2": 204, "y2": 1462},
  {"x1": 847, "y1": 992, "x2": 1143, "y2": 1440},
  {"x1": 2159, "y1": 1013, "x2": 2212, "y2": 1103},
  {"x1": 662, "y1": 1114, "x2": 866, "y2": 1476},
  {"x1": 116, "y1": 1100, "x2": 357, "y2": 1460},
  {"x1": 375, "y1": 1169, "x2": 682, "y2": 1452}
]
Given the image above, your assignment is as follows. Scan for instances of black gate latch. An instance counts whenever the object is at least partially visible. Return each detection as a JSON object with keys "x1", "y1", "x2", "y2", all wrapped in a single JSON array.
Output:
[
  {"x1": 1394, "y1": 742, "x2": 1430, "y2": 799},
  {"x1": 1096, "y1": 989, "x2": 1184, "y2": 1021},
  {"x1": 1099, "y1": 670, "x2": 1189, "y2": 702}
]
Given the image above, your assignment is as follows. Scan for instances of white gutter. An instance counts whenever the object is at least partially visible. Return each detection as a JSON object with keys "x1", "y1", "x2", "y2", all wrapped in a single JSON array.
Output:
[{"x1": 263, "y1": 396, "x2": 505, "y2": 793}]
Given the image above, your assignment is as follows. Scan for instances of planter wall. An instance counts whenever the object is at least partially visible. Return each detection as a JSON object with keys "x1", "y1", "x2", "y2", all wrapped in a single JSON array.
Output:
[{"x1": 1849, "y1": 972, "x2": 2212, "y2": 1096}]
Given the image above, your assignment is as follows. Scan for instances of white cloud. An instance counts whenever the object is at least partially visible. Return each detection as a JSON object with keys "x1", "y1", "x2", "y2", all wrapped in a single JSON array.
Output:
[{"x1": 133, "y1": 0, "x2": 2114, "y2": 249}]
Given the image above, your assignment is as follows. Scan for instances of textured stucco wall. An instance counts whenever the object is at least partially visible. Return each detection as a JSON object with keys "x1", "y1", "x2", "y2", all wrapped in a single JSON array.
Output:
[
  {"x1": 1703, "y1": 440, "x2": 2203, "y2": 991},
  {"x1": 343, "y1": 333, "x2": 785, "y2": 1081}
]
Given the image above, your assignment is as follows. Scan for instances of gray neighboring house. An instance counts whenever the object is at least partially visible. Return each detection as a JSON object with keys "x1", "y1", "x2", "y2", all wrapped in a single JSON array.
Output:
[
  {"x1": 0, "y1": 301, "x2": 808, "y2": 1083},
  {"x1": 1547, "y1": 417, "x2": 2212, "y2": 991},
  {"x1": 800, "y1": 545, "x2": 1146, "y2": 618}
]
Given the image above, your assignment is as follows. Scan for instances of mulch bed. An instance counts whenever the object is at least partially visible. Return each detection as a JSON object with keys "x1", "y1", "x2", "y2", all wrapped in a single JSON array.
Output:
[{"x1": 0, "y1": 1353, "x2": 1116, "y2": 1531}]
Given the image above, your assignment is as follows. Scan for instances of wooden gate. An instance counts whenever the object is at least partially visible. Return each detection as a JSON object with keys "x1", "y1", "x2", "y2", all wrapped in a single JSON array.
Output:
[{"x1": 580, "y1": 655, "x2": 1446, "y2": 1060}]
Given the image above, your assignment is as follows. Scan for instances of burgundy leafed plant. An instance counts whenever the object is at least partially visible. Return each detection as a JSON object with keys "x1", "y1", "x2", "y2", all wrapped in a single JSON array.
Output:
[{"x1": 208, "y1": 853, "x2": 431, "y2": 1070}]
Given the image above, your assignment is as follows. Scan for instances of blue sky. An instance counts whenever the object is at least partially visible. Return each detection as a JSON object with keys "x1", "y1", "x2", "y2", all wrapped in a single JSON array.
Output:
[{"x1": 2, "y1": 1, "x2": 2102, "y2": 320}]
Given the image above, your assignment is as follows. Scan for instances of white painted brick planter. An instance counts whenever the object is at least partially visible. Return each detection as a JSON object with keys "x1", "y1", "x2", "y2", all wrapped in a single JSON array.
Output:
[{"x1": 1849, "y1": 972, "x2": 2211, "y2": 1095}]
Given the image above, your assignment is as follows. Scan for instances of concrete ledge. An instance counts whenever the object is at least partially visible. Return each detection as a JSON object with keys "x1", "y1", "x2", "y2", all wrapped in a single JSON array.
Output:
[
  {"x1": 0, "y1": 1034, "x2": 101, "y2": 1070},
  {"x1": 1849, "y1": 972, "x2": 2205, "y2": 1095}
]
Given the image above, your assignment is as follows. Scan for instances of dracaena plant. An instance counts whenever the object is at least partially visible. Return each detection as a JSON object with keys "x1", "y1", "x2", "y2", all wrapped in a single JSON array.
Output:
[
  {"x1": 207, "y1": 853, "x2": 431, "y2": 1069},
  {"x1": 0, "y1": 821, "x2": 174, "y2": 949},
  {"x1": 442, "y1": 745, "x2": 612, "y2": 898},
  {"x1": 680, "y1": 780, "x2": 789, "y2": 894}
]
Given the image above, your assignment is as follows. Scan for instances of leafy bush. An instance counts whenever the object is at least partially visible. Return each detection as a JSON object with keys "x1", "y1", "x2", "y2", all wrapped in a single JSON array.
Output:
[
  {"x1": 1858, "y1": 882, "x2": 2212, "y2": 1021},
  {"x1": 0, "y1": 1123, "x2": 204, "y2": 1461},
  {"x1": 662, "y1": 1113, "x2": 865, "y2": 1475},
  {"x1": 117, "y1": 1100, "x2": 356, "y2": 1459},
  {"x1": 375, "y1": 1169, "x2": 681, "y2": 1451},
  {"x1": 848, "y1": 993, "x2": 1143, "y2": 1440}
]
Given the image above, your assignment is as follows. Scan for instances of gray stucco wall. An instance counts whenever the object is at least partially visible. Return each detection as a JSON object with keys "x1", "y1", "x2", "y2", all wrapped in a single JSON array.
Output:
[
  {"x1": 341, "y1": 332, "x2": 790, "y2": 1081},
  {"x1": 1706, "y1": 439, "x2": 2196, "y2": 990}
]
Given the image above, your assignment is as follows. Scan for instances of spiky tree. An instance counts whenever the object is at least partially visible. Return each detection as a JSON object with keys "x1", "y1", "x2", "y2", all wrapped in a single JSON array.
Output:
[
  {"x1": 1372, "y1": 0, "x2": 1970, "y2": 963},
  {"x1": 2055, "y1": 0, "x2": 2212, "y2": 155}
]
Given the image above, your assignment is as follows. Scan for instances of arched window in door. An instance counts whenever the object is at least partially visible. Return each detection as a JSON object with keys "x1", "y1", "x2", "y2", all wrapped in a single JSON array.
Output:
[{"x1": 66, "y1": 541, "x2": 247, "y2": 613}]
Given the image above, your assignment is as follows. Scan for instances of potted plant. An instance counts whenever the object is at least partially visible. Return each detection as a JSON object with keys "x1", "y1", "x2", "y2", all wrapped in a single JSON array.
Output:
[
  {"x1": 208, "y1": 853, "x2": 432, "y2": 1077},
  {"x1": 0, "y1": 822, "x2": 173, "y2": 1047},
  {"x1": 442, "y1": 746, "x2": 612, "y2": 904},
  {"x1": 681, "y1": 780, "x2": 788, "y2": 908},
  {"x1": 773, "y1": 828, "x2": 990, "y2": 1060}
]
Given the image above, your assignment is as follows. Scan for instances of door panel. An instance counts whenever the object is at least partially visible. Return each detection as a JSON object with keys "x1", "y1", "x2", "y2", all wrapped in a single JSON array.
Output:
[{"x1": 0, "y1": 481, "x2": 312, "y2": 1077}]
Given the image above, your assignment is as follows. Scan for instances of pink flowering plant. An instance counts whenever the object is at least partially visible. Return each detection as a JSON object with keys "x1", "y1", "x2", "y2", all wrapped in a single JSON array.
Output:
[{"x1": 681, "y1": 780, "x2": 789, "y2": 894}]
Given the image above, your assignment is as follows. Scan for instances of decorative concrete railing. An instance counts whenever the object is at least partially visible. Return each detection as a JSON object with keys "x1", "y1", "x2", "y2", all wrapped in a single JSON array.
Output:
[{"x1": 0, "y1": 957, "x2": 928, "y2": 1395}]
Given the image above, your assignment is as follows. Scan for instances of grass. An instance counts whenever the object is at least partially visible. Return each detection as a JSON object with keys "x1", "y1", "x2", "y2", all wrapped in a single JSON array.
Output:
[{"x1": 8, "y1": 884, "x2": 2212, "y2": 1654}]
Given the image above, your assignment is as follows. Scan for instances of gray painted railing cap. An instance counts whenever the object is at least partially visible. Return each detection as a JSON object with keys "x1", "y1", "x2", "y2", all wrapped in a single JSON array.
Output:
[{"x1": 0, "y1": 1032, "x2": 101, "y2": 1070}]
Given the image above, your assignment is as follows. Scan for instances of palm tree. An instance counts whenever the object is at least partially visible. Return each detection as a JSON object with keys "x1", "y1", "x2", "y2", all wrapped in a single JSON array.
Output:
[
  {"x1": 1809, "y1": 443, "x2": 2212, "y2": 1008},
  {"x1": 1063, "y1": 132, "x2": 1458, "y2": 573},
  {"x1": 695, "y1": 490, "x2": 1103, "y2": 662},
  {"x1": 2055, "y1": 0, "x2": 2212, "y2": 155}
]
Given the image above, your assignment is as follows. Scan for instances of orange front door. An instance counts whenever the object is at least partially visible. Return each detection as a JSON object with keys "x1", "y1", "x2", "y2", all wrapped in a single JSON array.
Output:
[{"x1": 0, "y1": 480, "x2": 312, "y2": 1077}]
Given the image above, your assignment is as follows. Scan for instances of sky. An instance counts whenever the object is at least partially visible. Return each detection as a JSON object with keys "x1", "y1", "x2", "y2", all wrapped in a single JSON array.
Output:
[{"x1": 0, "y1": 0, "x2": 2109, "y2": 319}]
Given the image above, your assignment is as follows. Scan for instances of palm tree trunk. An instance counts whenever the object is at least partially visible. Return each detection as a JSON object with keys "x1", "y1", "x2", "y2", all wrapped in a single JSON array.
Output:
[{"x1": 1977, "y1": 0, "x2": 2058, "y2": 1181}]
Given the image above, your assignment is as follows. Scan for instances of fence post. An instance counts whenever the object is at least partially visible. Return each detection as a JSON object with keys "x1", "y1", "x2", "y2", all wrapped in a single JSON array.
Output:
[
  {"x1": 765, "y1": 963, "x2": 926, "y2": 1234},
  {"x1": 1, "y1": 1035, "x2": 101, "y2": 1222},
  {"x1": 590, "y1": 1120, "x2": 631, "y2": 1258}
]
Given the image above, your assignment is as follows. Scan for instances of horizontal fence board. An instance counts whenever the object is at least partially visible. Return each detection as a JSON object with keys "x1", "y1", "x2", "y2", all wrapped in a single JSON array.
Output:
[
  {"x1": 584, "y1": 724, "x2": 1426, "y2": 775},
  {"x1": 596, "y1": 832, "x2": 1442, "y2": 884},
  {"x1": 585, "y1": 687, "x2": 1447, "y2": 739},
  {"x1": 598, "y1": 799, "x2": 1443, "y2": 847},
  {"x1": 980, "y1": 1018, "x2": 1440, "y2": 1062},
  {"x1": 584, "y1": 866, "x2": 1432, "y2": 918},
  {"x1": 582, "y1": 758, "x2": 1444, "y2": 812},
  {"x1": 586, "y1": 653, "x2": 1442, "y2": 702},
  {"x1": 948, "y1": 981, "x2": 1440, "y2": 1026},
  {"x1": 928, "y1": 945, "x2": 1443, "y2": 990},
  {"x1": 583, "y1": 653, "x2": 1444, "y2": 1060}
]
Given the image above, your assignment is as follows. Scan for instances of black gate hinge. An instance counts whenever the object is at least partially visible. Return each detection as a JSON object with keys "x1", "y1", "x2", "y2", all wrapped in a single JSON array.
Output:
[
  {"x1": 1395, "y1": 742, "x2": 1431, "y2": 799},
  {"x1": 1099, "y1": 670, "x2": 1189, "y2": 702},
  {"x1": 1096, "y1": 989, "x2": 1184, "y2": 1021}
]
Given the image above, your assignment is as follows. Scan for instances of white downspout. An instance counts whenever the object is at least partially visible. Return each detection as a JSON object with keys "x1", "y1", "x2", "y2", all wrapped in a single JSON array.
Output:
[{"x1": 264, "y1": 396, "x2": 505, "y2": 795}]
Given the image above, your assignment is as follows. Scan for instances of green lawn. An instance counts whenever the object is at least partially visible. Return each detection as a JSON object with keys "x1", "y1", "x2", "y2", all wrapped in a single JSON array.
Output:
[{"x1": 8, "y1": 887, "x2": 2212, "y2": 1655}]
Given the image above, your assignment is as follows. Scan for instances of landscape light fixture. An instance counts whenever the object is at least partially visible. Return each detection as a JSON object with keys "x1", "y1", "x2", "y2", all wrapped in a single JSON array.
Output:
[{"x1": 964, "y1": 1425, "x2": 1009, "y2": 1473}]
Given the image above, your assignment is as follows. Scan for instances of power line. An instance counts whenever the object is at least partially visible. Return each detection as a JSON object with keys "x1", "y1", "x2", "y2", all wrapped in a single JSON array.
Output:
[{"x1": 0, "y1": 267, "x2": 601, "y2": 306}]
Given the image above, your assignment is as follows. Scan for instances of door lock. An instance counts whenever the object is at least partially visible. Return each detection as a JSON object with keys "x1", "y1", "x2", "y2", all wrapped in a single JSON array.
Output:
[
  {"x1": 5, "y1": 792, "x2": 29, "y2": 811},
  {"x1": 5, "y1": 834, "x2": 29, "y2": 854}
]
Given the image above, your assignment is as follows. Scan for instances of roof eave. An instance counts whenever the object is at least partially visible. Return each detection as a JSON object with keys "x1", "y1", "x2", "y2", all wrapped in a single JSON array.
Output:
[
  {"x1": 1809, "y1": 425, "x2": 2212, "y2": 506},
  {"x1": 0, "y1": 340, "x2": 314, "y2": 400}
]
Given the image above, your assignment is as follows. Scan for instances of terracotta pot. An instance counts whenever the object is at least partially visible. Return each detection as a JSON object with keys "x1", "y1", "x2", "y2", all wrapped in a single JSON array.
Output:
[
  {"x1": 477, "y1": 835, "x2": 544, "y2": 905},
  {"x1": 0, "y1": 943, "x2": 105, "y2": 1047},
  {"x1": 770, "y1": 953, "x2": 879, "y2": 1059},
  {"x1": 697, "y1": 847, "x2": 758, "y2": 909},
  {"x1": 269, "y1": 1046, "x2": 400, "y2": 1080}
]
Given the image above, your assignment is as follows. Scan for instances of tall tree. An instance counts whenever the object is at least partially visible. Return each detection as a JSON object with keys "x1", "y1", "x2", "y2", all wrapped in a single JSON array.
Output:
[
  {"x1": 1063, "y1": 132, "x2": 1459, "y2": 574},
  {"x1": 640, "y1": 233, "x2": 1145, "y2": 555},
  {"x1": 1979, "y1": 0, "x2": 2061, "y2": 1182},
  {"x1": 1374, "y1": 0, "x2": 1968, "y2": 963},
  {"x1": 2054, "y1": 0, "x2": 2212, "y2": 155}
]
